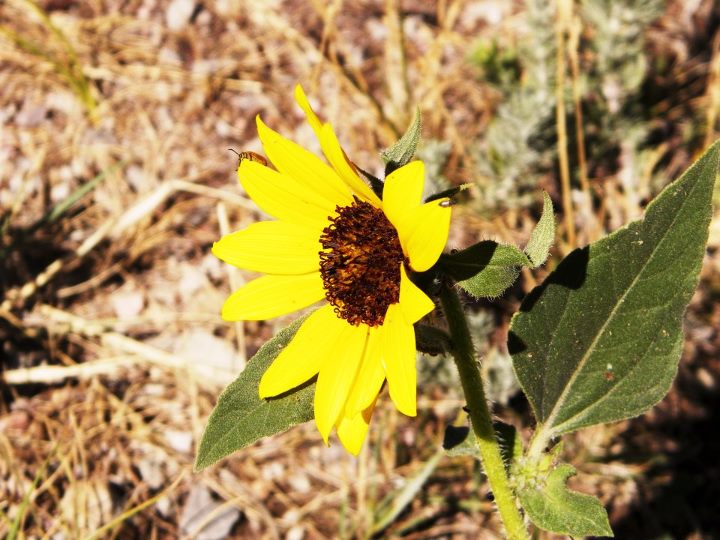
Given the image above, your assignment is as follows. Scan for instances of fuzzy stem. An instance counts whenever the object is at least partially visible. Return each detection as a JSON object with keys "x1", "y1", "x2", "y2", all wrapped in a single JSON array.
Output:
[{"x1": 439, "y1": 285, "x2": 529, "y2": 540}]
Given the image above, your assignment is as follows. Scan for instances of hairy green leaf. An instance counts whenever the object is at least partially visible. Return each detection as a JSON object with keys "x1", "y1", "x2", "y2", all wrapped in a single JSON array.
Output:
[
  {"x1": 381, "y1": 108, "x2": 422, "y2": 175},
  {"x1": 510, "y1": 142, "x2": 719, "y2": 438},
  {"x1": 524, "y1": 191, "x2": 554, "y2": 267},
  {"x1": 440, "y1": 192, "x2": 554, "y2": 298},
  {"x1": 194, "y1": 315, "x2": 314, "y2": 471},
  {"x1": 518, "y1": 464, "x2": 613, "y2": 537},
  {"x1": 440, "y1": 241, "x2": 529, "y2": 298}
]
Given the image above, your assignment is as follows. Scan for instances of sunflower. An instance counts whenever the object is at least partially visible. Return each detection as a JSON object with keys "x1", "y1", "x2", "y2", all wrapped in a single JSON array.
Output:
[{"x1": 213, "y1": 85, "x2": 451, "y2": 455}]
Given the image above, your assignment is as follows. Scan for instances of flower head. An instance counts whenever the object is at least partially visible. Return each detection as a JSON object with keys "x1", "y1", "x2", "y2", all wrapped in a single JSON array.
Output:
[{"x1": 213, "y1": 85, "x2": 451, "y2": 454}]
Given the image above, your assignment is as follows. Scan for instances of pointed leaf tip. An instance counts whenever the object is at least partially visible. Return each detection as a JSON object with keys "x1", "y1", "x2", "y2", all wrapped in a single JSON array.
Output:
[
  {"x1": 381, "y1": 108, "x2": 422, "y2": 175},
  {"x1": 194, "y1": 314, "x2": 315, "y2": 471},
  {"x1": 525, "y1": 191, "x2": 555, "y2": 267}
]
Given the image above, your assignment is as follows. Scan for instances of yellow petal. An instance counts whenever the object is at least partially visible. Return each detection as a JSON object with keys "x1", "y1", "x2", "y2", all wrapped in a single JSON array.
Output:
[
  {"x1": 398, "y1": 199, "x2": 451, "y2": 272},
  {"x1": 221, "y1": 273, "x2": 325, "y2": 321},
  {"x1": 259, "y1": 305, "x2": 340, "y2": 398},
  {"x1": 256, "y1": 116, "x2": 353, "y2": 207},
  {"x1": 343, "y1": 326, "x2": 385, "y2": 416},
  {"x1": 381, "y1": 304, "x2": 417, "y2": 417},
  {"x1": 318, "y1": 123, "x2": 381, "y2": 205},
  {"x1": 314, "y1": 323, "x2": 369, "y2": 443},
  {"x1": 239, "y1": 160, "x2": 334, "y2": 228},
  {"x1": 212, "y1": 221, "x2": 321, "y2": 275},
  {"x1": 399, "y1": 265, "x2": 435, "y2": 323},
  {"x1": 382, "y1": 161, "x2": 425, "y2": 231},
  {"x1": 336, "y1": 399, "x2": 377, "y2": 456},
  {"x1": 294, "y1": 84, "x2": 323, "y2": 137},
  {"x1": 294, "y1": 85, "x2": 380, "y2": 206}
]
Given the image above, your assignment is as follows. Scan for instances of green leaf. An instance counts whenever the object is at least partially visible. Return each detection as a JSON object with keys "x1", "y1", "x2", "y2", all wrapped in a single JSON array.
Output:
[
  {"x1": 524, "y1": 191, "x2": 554, "y2": 267},
  {"x1": 458, "y1": 264, "x2": 520, "y2": 299},
  {"x1": 439, "y1": 192, "x2": 554, "y2": 298},
  {"x1": 510, "y1": 141, "x2": 719, "y2": 438},
  {"x1": 381, "y1": 108, "x2": 422, "y2": 175},
  {"x1": 517, "y1": 464, "x2": 613, "y2": 537},
  {"x1": 194, "y1": 315, "x2": 315, "y2": 471},
  {"x1": 440, "y1": 241, "x2": 530, "y2": 298}
]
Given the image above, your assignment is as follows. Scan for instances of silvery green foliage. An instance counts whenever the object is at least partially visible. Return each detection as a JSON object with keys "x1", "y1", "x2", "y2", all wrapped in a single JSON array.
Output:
[
  {"x1": 469, "y1": 0, "x2": 556, "y2": 212},
  {"x1": 583, "y1": 0, "x2": 663, "y2": 94},
  {"x1": 469, "y1": 0, "x2": 664, "y2": 212},
  {"x1": 581, "y1": 0, "x2": 665, "y2": 205},
  {"x1": 416, "y1": 138, "x2": 453, "y2": 198},
  {"x1": 465, "y1": 310, "x2": 521, "y2": 406},
  {"x1": 483, "y1": 348, "x2": 519, "y2": 407}
]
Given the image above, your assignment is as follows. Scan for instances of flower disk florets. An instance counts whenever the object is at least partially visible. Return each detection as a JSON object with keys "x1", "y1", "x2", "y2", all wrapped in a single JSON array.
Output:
[{"x1": 319, "y1": 197, "x2": 406, "y2": 327}]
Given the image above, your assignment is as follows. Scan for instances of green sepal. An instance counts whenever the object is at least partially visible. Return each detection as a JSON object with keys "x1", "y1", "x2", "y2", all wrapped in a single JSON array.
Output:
[
  {"x1": 425, "y1": 182, "x2": 473, "y2": 203},
  {"x1": 381, "y1": 108, "x2": 422, "y2": 176},
  {"x1": 355, "y1": 164, "x2": 385, "y2": 199},
  {"x1": 415, "y1": 324, "x2": 452, "y2": 355},
  {"x1": 194, "y1": 315, "x2": 314, "y2": 471}
]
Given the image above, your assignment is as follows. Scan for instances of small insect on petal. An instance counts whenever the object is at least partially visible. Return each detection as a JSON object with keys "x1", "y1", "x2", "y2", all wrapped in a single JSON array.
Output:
[{"x1": 228, "y1": 149, "x2": 269, "y2": 167}]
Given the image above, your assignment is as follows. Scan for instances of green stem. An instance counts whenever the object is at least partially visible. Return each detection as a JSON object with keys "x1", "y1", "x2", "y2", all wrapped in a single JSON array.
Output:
[{"x1": 439, "y1": 285, "x2": 529, "y2": 540}]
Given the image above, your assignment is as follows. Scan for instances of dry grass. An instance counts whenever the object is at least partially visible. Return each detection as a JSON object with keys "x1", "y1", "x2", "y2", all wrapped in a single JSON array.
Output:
[{"x1": 1, "y1": 0, "x2": 719, "y2": 538}]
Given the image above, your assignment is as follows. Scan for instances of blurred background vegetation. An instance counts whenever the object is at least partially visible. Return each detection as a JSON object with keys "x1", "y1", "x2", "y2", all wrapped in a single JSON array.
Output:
[{"x1": 1, "y1": 0, "x2": 719, "y2": 538}]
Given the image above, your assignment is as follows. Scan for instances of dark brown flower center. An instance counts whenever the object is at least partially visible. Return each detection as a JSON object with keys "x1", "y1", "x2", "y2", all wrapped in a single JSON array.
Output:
[{"x1": 319, "y1": 197, "x2": 405, "y2": 327}]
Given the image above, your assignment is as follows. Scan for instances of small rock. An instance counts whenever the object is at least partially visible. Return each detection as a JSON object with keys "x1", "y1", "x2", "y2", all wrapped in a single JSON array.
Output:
[
  {"x1": 59, "y1": 480, "x2": 113, "y2": 532},
  {"x1": 696, "y1": 367, "x2": 715, "y2": 390},
  {"x1": 15, "y1": 99, "x2": 47, "y2": 128},
  {"x1": 164, "y1": 429, "x2": 192, "y2": 454},
  {"x1": 166, "y1": 0, "x2": 195, "y2": 30},
  {"x1": 287, "y1": 526, "x2": 305, "y2": 540},
  {"x1": 111, "y1": 289, "x2": 145, "y2": 319},
  {"x1": 180, "y1": 484, "x2": 240, "y2": 540},
  {"x1": 261, "y1": 461, "x2": 284, "y2": 481},
  {"x1": 288, "y1": 472, "x2": 311, "y2": 494},
  {"x1": 174, "y1": 329, "x2": 242, "y2": 376}
]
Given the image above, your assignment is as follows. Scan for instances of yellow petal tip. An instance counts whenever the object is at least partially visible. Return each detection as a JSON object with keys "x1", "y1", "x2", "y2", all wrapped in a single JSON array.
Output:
[
  {"x1": 258, "y1": 375, "x2": 271, "y2": 399},
  {"x1": 294, "y1": 84, "x2": 307, "y2": 104}
]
